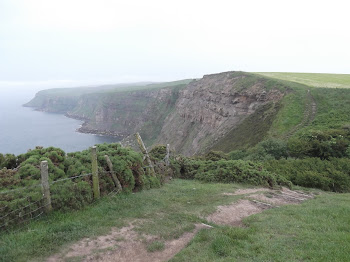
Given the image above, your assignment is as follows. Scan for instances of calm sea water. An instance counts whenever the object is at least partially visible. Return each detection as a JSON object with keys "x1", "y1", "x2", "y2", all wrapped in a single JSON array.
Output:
[{"x1": 0, "y1": 88, "x2": 118, "y2": 155}]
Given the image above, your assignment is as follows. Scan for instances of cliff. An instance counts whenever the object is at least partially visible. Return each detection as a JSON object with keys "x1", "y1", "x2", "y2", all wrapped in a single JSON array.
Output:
[
  {"x1": 25, "y1": 72, "x2": 294, "y2": 155},
  {"x1": 155, "y1": 72, "x2": 287, "y2": 155},
  {"x1": 68, "y1": 84, "x2": 186, "y2": 144}
]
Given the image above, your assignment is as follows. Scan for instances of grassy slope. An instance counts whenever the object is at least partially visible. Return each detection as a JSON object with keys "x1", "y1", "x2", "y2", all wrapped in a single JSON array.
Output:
[
  {"x1": 211, "y1": 102, "x2": 283, "y2": 151},
  {"x1": 257, "y1": 72, "x2": 350, "y2": 134},
  {"x1": 1, "y1": 180, "x2": 349, "y2": 262},
  {"x1": 172, "y1": 190, "x2": 350, "y2": 262},
  {"x1": 309, "y1": 87, "x2": 350, "y2": 130},
  {"x1": 211, "y1": 74, "x2": 309, "y2": 152},
  {"x1": 256, "y1": 72, "x2": 350, "y2": 88}
]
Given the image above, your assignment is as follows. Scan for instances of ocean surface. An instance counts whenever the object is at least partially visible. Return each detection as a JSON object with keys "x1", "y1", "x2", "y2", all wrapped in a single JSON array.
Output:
[{"x1": 0, "y1": 87, "x2": 119, "y2": 155}]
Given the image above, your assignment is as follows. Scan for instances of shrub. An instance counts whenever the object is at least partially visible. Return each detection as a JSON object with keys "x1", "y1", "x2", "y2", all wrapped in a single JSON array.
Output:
[
  {"x1": 171, "y1": 156, "x2": 292, "y2": 188},
  {"x1": 263, "y1": 157, "x2": 350, "y2": 192},
  {"x1": 193, "y1": 160, "x2": 292, "y2": 188},
  {"x1": 0, "y1": 143, "x2": 161, "y2": 228},
  {"x1": 0, "y1": 154, "x2": 17, "y2": 169},
  {"x1": 288, "y1": 129, "x2": 350, "y2": 159}
]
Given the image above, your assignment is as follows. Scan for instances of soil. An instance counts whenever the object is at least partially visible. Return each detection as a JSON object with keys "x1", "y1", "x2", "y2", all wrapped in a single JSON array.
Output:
[
  {"x1": 46, "y1": 223, "x2": 208, "y2": 262},
  {"x1": 209, "y1": 187, "x2": 314, "y2": 227},
  {"x1": 222, "y1": 188, "x2": 270, "y2": 196},
  {"x1": 207, "y1": 199, "x2": 268, "y2": 226}
]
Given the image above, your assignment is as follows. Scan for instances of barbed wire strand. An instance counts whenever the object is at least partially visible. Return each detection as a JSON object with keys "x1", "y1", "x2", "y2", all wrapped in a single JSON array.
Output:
[
  {"x1": 0, "y1": 173, "x2": 93, "y2": 196},
  {"x1": 50, "y1": 173, "x2": 92, "y2": 184},
  {"x1": 0, "y1": 198, "x2": 43, "y2": 221},
  {"x1": 0, "y1": 203, "x2": 48, "y2": 230}
]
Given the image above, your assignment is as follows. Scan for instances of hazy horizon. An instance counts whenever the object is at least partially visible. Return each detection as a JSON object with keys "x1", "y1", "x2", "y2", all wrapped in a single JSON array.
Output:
[{"x1": 1, "y1": 0, "x2": 349, "y2": 91}]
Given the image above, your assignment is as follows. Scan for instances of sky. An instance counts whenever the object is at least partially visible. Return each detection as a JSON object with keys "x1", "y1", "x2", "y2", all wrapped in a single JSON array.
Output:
[{"x1": 0, "y1": 0, "x2": 349, "y2": 90}]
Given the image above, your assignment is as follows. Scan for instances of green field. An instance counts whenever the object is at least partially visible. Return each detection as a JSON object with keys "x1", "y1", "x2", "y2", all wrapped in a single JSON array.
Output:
[{"x1": 256, "y1": 72, "x2": 350, "y2": 89}]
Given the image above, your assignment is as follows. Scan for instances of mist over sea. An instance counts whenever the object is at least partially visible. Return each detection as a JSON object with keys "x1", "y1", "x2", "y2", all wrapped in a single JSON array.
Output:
[{"x1": 0, "y1": 85, "x2": 118, "y2": 155}]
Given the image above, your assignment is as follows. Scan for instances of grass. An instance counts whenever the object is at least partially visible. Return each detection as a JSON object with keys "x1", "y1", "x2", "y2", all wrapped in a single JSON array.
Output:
[
  {"x1": 250, "y1": 73, "x2": 350, "y2": 140},
  {"x1": 1, "y1": 179, "x2": 349, "y2": 262},
  {"x1": 268, "y1": 87, "x2": 307, "y2": 137},
  {"x1": 256, "y1": 72, "x2": 350, "y2": 89},
  {"x1": 0, "y1": 180, "x2": 243, "y2": 262},
  {"x1": 212, "y1": 102, "x2": 282, "y2": 152},
  {"x1": 146, "y1": 241, "x2": 165, "y2": 252},
  {"x1": 308, "y1": 88, "x2": 350, "y2": 131},
  {"x1": 171, "y1": 192, "x2": 350, "y2": 262}
]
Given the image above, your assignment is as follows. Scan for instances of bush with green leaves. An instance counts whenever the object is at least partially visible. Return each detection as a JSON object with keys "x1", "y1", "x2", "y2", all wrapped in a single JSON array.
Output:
[
  {"x1": 288, "y1": 128, "x2": 350, "y2": 159},
  {"x1": 0, "y1": 143, "x2": 162, "y2": 229},
  {"x1": 263, "y1": 157, "x2": 350, "y2": 192},
  {"x1": 0, "y1": 153, "x2": 17, "y2": 169},
  {"x1": 194, "y1": 160, "x2": 292, "y2": 188},
  {"x1": 171, "y1": 156, "x2": 292, "y2": 188}
]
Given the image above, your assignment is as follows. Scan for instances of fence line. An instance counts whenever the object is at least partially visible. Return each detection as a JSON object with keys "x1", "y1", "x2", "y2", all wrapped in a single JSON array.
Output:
[
  {"x1": 0, "y1": 198, "x2": 43, "y2": 221},
  {"x1": 50, "y1": 173, "x2": 92, "y2": 184},
  {"x1": 0, "y1": 173, "x2": 93, "y2": 197},
  {"x1": 1, "y1": 137, "x2": 171, "y2": 232},
  {"x1": 0, "y1": 201, "x2": 49, "y2": 230},
  {"x1": 0, "y1": 183, "x2": 42, "y2": 195}
]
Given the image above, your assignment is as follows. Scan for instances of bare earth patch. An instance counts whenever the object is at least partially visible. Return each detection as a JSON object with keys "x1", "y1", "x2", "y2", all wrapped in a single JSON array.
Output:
[
  {"x1": 222, "y1": 188, "x2": 270, "y2": 196},
  {"x1": 46, "y1": 223, "x2": 208, "y2": 262},
  {"x1": 210, "y1": 187, "x2": 314, "y2": 226},
  {"x1": 207, "y1": 199, "x2": 268, "y2": 226}
]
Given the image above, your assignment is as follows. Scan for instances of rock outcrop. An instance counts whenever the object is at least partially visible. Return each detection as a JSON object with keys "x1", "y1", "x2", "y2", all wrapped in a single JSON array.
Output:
[{"x1": 156, "y1": 72, "x2": 285, "y2": 155}]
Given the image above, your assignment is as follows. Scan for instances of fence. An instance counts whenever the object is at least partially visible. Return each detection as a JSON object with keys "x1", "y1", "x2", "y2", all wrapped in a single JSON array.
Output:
[{"x1": 0, "y1": 135, "x2": 170, "y2": 232}]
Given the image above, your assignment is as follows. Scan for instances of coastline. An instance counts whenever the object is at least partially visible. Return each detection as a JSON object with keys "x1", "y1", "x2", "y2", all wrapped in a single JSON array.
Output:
[
  {"x1": 23, "y1": 104, "x2": 126, "y2": 139},
  {"x1": 64, "y1": 113, "x2": 127, "y2": 139}
]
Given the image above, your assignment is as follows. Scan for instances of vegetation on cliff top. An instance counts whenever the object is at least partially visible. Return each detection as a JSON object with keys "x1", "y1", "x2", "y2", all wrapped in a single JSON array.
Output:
[{"x1": 256, "y1": 72, "x2": 350, "y2": 89}]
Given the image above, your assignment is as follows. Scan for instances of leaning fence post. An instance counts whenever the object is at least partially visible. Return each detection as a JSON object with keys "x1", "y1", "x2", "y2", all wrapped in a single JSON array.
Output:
[
  {"x1": 135, "y1": 132, "x2": 156, "y2": 176},
  {"x1": 165, "y1": 144, "x2": 170, "y2": 166},
  {"x1": 104, "y1": 155, "x2": 122, "y2": 192},
  {"x1": 91, "y1": 146, "x2": 100, "y2": 199},
  {"x1": 40, "y1": 161, "x2": 52, "y2": 212}
]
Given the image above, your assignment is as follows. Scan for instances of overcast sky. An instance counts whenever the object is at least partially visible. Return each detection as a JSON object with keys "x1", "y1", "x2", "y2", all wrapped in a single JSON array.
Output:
[{"x1": 0, "y1": 0, "x2": 349, "y2": 89}]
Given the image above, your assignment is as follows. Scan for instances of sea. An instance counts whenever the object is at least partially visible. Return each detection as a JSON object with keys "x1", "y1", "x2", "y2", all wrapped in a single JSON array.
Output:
[{"x1": 0, "y1": 86, "x2": 119, "y2": 155}]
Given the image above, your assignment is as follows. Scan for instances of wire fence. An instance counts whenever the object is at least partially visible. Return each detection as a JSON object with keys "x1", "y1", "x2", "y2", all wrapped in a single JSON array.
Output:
[
  {"x1": 0, "y1": 172, "x2": 94, "y2": 232},
  {"x1": 0, "y1": 149, "x2": 171, "y2": 233},
  {"x1": 142, "y1": 155, "x2": 168, "y2": 169}
]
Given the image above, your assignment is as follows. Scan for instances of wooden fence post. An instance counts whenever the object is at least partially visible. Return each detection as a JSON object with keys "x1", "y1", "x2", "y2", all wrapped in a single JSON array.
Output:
[
  {"x1": 91, "y1": 146, "x2": 100, "y2": 199},
  {"x1": 40, "y1": 161, "x2": 52, "y2": 212},
  {"x1": 135, "y1": 133, "x2": 156, "y2": 176},
  {"x1": 165, "y1": 144, "x2": 170, "y2": 166},
  {"x1": 104, "y1": 155, "x2": 122, "y2": 192}
]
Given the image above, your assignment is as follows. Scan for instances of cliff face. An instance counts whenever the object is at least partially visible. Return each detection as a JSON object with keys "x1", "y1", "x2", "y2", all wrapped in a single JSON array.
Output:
[
  {"x1": 25, "y1": 72, "x2": 288, "y2": 155},
  {"x1": 23, "y1": 91, "x2": 79, "y2": 113},
  {"x1": 155, "y1": 72, "x2": 285, "y2": 155},
  {"x1": 68, "y1": 86, "x2": 183, "y2": 143}
]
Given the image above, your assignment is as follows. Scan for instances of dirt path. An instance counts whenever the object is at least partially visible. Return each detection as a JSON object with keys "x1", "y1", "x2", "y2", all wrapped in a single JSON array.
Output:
[
  {"x1": 47, "y1": 187, "x2": 313, "y2": 262},
  {"x1": 208, "y1": 187, "x2": 314, "y2": 226},
  {"x1": 46, "y1": 222, "x2": 211, "y2": 262}
]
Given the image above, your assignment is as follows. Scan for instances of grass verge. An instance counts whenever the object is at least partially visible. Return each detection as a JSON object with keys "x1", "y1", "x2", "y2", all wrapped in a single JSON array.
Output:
[{"x1": 171, "y1": 192, "x2": 350, "y2": 262}]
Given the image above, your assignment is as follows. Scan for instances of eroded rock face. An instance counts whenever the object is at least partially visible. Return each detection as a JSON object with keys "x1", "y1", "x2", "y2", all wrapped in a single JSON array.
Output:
[
  {"x1": 156, "y1": 72, "x2": 285, "y2": 155},
  {"x1": 69, "y1": 87, "x2": 179, "y2": 138}
]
